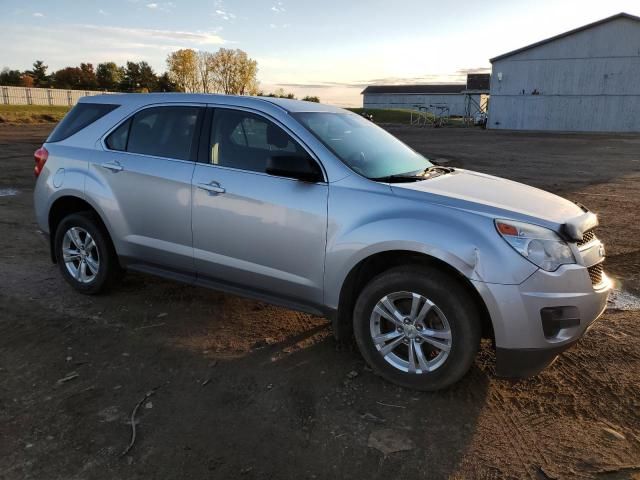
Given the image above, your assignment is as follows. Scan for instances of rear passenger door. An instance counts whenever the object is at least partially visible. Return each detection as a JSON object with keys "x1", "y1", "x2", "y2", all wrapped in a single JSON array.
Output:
[
  {"x1": 96, "y1": 104, "x2": 204, "y2": 274},
  {"x1": 191, "y1": 107, "x2": 328, "y2": 307}
]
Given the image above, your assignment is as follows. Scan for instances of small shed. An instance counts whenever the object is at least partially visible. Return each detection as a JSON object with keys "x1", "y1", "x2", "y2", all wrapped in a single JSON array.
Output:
[{"x1": 362, "y1": 76, "x2": 488, "y2": 117}]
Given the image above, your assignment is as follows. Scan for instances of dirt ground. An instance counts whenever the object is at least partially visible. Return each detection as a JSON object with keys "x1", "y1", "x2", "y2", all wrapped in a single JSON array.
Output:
[{"x1": 1, "y1": 123, "x2": 639, "y2": 480}]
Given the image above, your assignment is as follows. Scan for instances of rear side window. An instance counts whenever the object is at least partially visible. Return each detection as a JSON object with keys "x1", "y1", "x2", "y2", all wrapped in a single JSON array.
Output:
[
  {"x1": 48, "y1": 103, "x2": 119, "y2": 143},
  {"x1": 106, "y1": 106, "x2": 201, "y2": 161}
]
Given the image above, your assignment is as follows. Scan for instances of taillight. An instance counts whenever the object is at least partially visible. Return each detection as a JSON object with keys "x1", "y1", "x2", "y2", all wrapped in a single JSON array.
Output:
[{"x1": 34, "y1": 146, "x2": 48, "y2": 178}]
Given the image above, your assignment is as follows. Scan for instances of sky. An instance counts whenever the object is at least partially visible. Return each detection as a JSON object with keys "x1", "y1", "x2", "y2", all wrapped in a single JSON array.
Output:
[{"x1": 1, "y1": 0, "x2": 638, "y2": 106}]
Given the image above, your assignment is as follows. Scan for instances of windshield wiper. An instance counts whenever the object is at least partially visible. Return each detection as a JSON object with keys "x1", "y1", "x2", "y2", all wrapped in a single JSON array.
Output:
[
  {"x1": 371, "y1": 173, "x2": 426, "y2": 183},
  {"x1": 372, "y1": 165, "x2": 455, "y2": 183},
  {"x1": 422, "y1": 165, "x2": 455, "y2": 175}
]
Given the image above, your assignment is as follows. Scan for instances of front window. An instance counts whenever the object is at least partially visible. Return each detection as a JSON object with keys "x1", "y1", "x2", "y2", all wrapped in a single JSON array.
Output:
[
  {"x1": 293, "y1": 112, "x2": 433, "y2": 180},
  {"x1": 210, "y1": 109, "x2": 311, "y2": 173}
]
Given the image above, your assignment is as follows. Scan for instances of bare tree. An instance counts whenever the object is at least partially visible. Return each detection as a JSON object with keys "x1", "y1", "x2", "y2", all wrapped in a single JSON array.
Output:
[
  {"x1": 167, "y1": 47, "x2": 259, "y2": 95},
  {"x1": 208, "y1": 48, "x2": 259, "y2": 95},
  {"x1": 197, "y1": 51, "x2": 215, "y2": 93},
  {"x1": 233, "y1": 50, "x2": 258, "y2": 95},
  {"x1": 166, "y1": 49, "x2": 199, "y2": 92},
  {"x1": 208, "y1": 48, "x2": 234, "y2": 94}
]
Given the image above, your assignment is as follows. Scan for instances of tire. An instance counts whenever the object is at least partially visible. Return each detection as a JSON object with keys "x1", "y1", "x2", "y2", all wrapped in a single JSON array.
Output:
[
  {"x1": 54, "y1": 212, "x2": 120, "y2": 295},
  {"x1": 353, "y1": 266, "x2": 481, "y2": 391}
]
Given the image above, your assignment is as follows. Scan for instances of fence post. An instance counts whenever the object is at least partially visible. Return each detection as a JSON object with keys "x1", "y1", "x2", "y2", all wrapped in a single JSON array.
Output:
[
  {"x1": 67, "y1": 90, "x2": 72, "y2": 106},
  {"x1": 47, "y1": 89, "x2": 53, "y2": 106},
  {"x1": 1, "y1": 87, "x2": 8, "y2": 105},
  {"x1": 26, "y1": 88, "x2": 33, "y2": 105}
]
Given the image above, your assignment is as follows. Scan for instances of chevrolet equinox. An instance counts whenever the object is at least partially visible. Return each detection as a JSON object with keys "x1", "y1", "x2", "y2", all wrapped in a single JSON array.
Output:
[{"x1": 33, "y1": 94, "x2": 611, "y2": 390}]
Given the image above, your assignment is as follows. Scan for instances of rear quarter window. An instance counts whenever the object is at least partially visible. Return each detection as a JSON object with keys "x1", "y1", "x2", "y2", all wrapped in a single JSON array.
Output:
[
  {"x1": 105, "y1": 119, "x2": 131, "y2": 151},
  {"x1": 48, "y1": 103, "x2": 119, "y2": 143}
]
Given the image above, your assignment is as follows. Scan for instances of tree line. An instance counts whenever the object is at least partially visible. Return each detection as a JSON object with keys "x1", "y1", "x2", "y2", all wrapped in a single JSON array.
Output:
[
  {"x1": 1, "y1": 49, "x2": 320, "y2": 102},
  {"x1": 1, "y1": 60, "x2": 176, "y2": 92}
]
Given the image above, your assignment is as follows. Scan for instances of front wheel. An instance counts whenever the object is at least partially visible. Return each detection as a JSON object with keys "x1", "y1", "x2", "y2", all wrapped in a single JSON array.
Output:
[
  {"x1": 353, "y1": 266, "x2": 481, "y2": 391},
  {"x1": 54, "y1": 212, "x2": 120, "y2": 295}
]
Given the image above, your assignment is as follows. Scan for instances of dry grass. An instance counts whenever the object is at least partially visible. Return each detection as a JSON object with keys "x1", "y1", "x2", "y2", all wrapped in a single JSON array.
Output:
[
  {"x1": 348, "y1": 107, "x2": 415, "y2": 124},
  {"x1": 0, "y1": 105, "x2": 70, "y2": 124}
]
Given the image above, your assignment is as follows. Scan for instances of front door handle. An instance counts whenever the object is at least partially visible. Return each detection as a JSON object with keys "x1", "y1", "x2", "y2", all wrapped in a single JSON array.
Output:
[
  {"x1": 101, "y1": 161, "x2": 123, "y2": 173},
  {"x1": 197, "y1": 182, "x2": 225, "y2": 195}
]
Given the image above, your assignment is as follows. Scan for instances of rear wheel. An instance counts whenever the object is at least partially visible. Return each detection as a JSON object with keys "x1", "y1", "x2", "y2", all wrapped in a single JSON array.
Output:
[
  {"x1": 54, "y1": 212, "x2": 120, "y2": 294},
  {"x1": 353, "y1": 266, "x2": 481, "y2": 391}
]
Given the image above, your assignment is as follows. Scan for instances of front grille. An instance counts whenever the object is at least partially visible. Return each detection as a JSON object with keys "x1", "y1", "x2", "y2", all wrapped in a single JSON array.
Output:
[
  {"x1": 588, "y1": 263, "x2": 604, "y2": 286},
  {"x1": 577, "y1": 229, "x2": 596, "y2": 247}
]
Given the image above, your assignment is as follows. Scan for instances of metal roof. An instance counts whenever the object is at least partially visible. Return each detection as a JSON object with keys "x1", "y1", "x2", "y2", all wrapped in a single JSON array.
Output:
[
  {"x1": 490, "y1": 12, "x2": 640, "y2": 63},
  {"x1": 361, "y1": 84, "x2": 465, "y2": 95}
]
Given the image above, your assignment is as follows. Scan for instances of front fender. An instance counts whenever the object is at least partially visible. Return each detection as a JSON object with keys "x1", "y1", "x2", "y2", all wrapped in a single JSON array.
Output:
[{"x1": 323, "y1": 181, "x2": 537, "y2": 310}]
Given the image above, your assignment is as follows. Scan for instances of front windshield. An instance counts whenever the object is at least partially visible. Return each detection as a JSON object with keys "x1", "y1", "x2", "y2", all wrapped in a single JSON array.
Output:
[{"x1": 293, "y1": 112, "x2": 433, "y2": 179}]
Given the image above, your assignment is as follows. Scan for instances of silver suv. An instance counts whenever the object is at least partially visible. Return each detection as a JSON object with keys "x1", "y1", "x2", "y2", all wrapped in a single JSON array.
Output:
[{"x1": 33, "y1": 94, "x2": 610, "y2": 390}]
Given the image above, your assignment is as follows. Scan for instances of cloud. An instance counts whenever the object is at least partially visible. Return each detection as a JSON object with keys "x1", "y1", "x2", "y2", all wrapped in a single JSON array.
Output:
[
  {"x1": 98, "y1": 9, "x2": 108, "y2": 15},
  {"x1": 215, "y1": 9, "x2": 236, "y2": 21},
  {"x1": 271, "y1": 1, "x2": 285, "y2": 13},
  {"x1": 33, "y1": 12, "x2": 44, "y2": 17},
  {"x1": 0, "y1": 23, "x2": 227, "y2": 74},
  {"x1": 145, "y1": 2, "x2": 174, "y2": 11},
  {"x1": 275, "y1": 71, "x2": 487, "y2": 90},
  {"x1": 455, "y1": 67, "x2": 491, "y2": 75},
  {"x1": 277, "y1": 82, "x2": 343, "y2": 89},
  {"x1": 77, "y1": 24, "x2": 225, "y2": 45}
]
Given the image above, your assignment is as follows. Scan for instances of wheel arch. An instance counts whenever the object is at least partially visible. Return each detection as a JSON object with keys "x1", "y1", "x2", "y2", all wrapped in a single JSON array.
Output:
[
  {"x1": 48, "y1": 195, "x2": 115, "y2": 264},
  {"x1": 333, "y1": 250, "x2": 494, "y2": 343}
]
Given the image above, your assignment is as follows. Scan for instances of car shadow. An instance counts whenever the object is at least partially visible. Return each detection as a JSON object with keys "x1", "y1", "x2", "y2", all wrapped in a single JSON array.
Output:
[{"x1": 122, "y1": 318, "x2": 491, "y2": 480}]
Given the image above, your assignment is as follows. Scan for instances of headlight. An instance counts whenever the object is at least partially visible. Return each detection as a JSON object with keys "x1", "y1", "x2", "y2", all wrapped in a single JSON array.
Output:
[{"x1": 495, "y1": 220, "x2": 575, "y2": 272}]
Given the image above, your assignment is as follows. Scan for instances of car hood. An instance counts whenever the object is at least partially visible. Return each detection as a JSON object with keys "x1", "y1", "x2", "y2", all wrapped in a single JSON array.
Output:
[{"x1": 390, "y1": 169, "x2": 584, "y2": 225}]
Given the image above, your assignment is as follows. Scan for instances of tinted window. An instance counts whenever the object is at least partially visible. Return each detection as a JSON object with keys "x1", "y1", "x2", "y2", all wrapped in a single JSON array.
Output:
[
  {"x1": 211, "y1": 110, "x2": 305, "y2": 173},
  {"x1": 48, "y1": 103, "x2": 119, "y2": 143},
  {"x1": 105, "y1": 119, "x2": 130, "y2": 151},
  {"x1": 124, "y1": 106, "x2": 200, "y2": 160}
]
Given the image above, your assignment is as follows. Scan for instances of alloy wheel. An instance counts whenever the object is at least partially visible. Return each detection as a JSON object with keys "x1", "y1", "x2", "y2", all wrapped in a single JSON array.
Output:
[
  {"x1": 370, "y1": 291, "x2": 452, "y2": 373},
  {"x1": 62, "y1": 226, "x2": 100, "y2": 284}
]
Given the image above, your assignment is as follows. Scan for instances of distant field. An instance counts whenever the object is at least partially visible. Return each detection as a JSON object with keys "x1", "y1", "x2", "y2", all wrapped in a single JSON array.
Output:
[
  {"x1": 348, "y1": 107, "x2": 468, "y2": 127},
  {"x1": 347, "y1": 108, "x2": 415, "y2": 124},
  {"x1": 0, "y1": 105, "x2": 70, "y2": 124}
]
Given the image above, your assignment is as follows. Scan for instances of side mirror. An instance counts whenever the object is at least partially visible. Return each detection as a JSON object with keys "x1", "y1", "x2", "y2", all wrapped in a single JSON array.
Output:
[{"x1": 266, "y1": 155, "x2": 323, "y2": 183}]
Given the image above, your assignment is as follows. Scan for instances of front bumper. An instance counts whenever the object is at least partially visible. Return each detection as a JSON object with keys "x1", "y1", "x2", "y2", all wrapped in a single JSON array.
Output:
[
  {"x1": 472, "y1": 263, "x2": 611, "y2": 378},
  {"x1": 494, "y1": 341, "x2": 578, "y2": 378}
]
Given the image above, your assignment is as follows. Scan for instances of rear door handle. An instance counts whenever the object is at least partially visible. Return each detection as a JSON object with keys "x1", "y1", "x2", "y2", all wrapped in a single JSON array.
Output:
[
  {"x1": 197, "y1": 182, "x2": 225, "y2": 195},
  {"x1": 101, "y1": 161, "x2": 123, "y2": 172}
]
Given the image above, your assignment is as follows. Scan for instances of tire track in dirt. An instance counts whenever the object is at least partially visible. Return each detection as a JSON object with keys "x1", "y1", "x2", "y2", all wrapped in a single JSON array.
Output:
[{"x1": 488, "y1": 388, "x2": 549, "y2": 480}]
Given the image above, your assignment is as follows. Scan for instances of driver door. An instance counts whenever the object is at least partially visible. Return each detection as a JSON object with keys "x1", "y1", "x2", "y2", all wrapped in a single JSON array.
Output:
[{"x1": 191, "y1": 107, "x2": 328, "y2": 308}]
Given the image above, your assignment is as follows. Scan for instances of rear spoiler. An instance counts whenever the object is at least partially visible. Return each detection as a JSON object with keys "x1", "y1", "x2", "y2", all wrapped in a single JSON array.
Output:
[{"x1": 562, "y1": 211, "x2": 598, "y2": 242}]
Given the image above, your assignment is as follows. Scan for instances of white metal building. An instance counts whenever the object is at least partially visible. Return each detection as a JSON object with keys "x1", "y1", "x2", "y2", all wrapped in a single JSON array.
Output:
[
  {"x1": 362, "y1": 84, "x2": 469, "y2": 116},
  {"x1": 488, "y1": 12, "x2": 640, "y2": 132}
]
